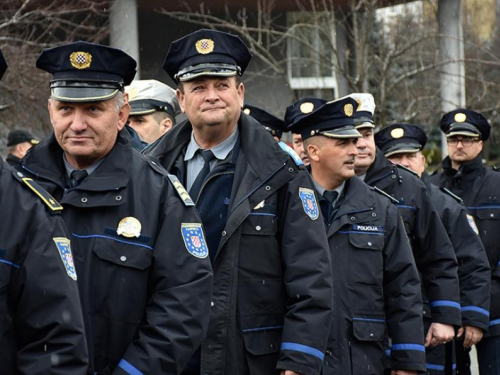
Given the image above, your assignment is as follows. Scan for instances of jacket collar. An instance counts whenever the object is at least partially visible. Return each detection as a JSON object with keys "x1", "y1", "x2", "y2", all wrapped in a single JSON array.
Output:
[
  {"x1": 442, "y1": 154, "x2": 483, "y2": 180},
  {"x1": 365, "y1": 148, "x2": 400, "y2": 186}
]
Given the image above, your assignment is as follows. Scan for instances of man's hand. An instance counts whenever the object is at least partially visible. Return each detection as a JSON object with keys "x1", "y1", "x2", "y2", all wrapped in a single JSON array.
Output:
[
  {"x1": 425, "y1": 322, "x2": 455, "y2": 347},
  {"x1": 457, "y1": 325, "x2": 484, "y2": 348},
  {"x1": 391, "y1": 370, "x2": 417, "y2": 375},
  {"x1": 280, "y1": 371, "x2": 303, "y2": 375}
]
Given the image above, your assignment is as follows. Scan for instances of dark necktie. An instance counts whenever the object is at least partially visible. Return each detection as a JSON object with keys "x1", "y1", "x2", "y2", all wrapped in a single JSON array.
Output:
[
  {"x1": 70, "y1": 170, "x2": 88, "y2": 188},
  {"x1": 321, "y1": 190, "x2": 339, "y2": 225},
  {"x1": 189, "y1": 149, "x2": 215, "y2": 201}
]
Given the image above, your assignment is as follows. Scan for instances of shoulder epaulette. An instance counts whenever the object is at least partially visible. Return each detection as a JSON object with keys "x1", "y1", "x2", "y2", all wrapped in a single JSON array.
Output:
[
  {"x1": 492, "y1": 165, "x2": 500, "y2": 172},
  {"x1": 166, "y1": 174, "x2": 195, "y2": 207},
  {"x1": 371, "y1": 186, "x2": 400, "y2": 204},
  {"x1": 439, "y1": 186, "x2": 464, "y2": 203},
  {"x1": 278, "y1": 141, "x2": 303, "y2": 166},
  {"x1": 396, "y1": 163, "x2": 419, "y2": 177},
  {"x1": 13, "y1": 171, "x2": 63, "y2": 212}
]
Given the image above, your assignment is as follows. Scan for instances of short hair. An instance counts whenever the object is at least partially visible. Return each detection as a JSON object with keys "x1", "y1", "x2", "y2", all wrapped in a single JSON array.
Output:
[{"x1": 152, "y1": 111, "x2": 175, "y2": 126}]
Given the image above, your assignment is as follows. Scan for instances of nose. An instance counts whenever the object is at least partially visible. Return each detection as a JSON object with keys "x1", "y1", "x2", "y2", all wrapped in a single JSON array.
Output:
[
  {"x1": 69, "y1": 108, "x2": 88, "y2": 132},
  {"x1": 356, "y1": 137, "x2": 366, "y2": 149},
  {"x1": 205, "y1": 85, "x2": 220, "y2": 103},
  {"x1": 349, "y1": 142, "x2": 359, "y2": 156}
]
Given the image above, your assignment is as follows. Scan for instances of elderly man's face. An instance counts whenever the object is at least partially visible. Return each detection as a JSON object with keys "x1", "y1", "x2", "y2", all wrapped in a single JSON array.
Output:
[
  {"x1": 48, "y1": 95, "x2": 129, "y2": 169},
  {"x1": 177, "y1": 76, "x2": 244, "y2": 131}
]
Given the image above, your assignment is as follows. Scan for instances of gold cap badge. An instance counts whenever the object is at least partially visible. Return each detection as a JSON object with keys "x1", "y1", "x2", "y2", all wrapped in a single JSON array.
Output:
[
  {"x1": 117, "y1": 217, "x2": 142, "y2": 238},
  {"x1": 243, "y1": 108, "x2": 251, "y2": 115},
  {"x1": 70, "y1": 51, "x2": 92, "y2": 70},
  {"x1": 344, "y1": 103, "x2": 354, "y2": 117},
  {"x1": 454, "y1": 113, "x2": 467, "y2": 123},
  {"x1": 195, "y1": 39, "x2": 215, "y2": 54},
  {"x1": 300, "y1": 102, "x2": 314, "y2": 114},
  {"x1": 390, "y1": 128, "x2": 405, "y2": 139}
]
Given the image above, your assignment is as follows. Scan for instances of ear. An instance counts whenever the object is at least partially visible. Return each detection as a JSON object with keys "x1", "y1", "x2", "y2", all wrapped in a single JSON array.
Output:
[
  {"x1": 306, "y1": 142, "x2": 320, "y2": 162},
  {"x1": 47, "y1": 100, "x2": 56, "y2": 129},
  {"x1": 117, "y1": 93, "x2": 130, "y2": 131},
  {"x1": 478, "y1": 140, "x2": 484, "y2": 152},
  {"x1": 237, "y1": 82, "x2": 245, "y2": 108},
  {"x1": 160, "y1": 118, "x2": 173, "y2": 135},
  {"x1": 176, "y1": 89, "x2": 185, "y2": 113}
]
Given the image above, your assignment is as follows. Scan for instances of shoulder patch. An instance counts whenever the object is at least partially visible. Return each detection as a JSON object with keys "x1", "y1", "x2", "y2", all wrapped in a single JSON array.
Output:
[
  {"x1": 439, "y1": 186, "x2": 463, "y2": 203},
  {"x1": 298, "y1": 187, "x2": 319, "y2": 220},
  {"x1": 371, "y1": 186, "x2": 400, "y2": 204},
  {"x1": 278, "y1": 141, "x2": 304, "y2": 166},
  {"x1": 53, "y1": 237, "x2": 77, "y2": 280},
  {"x1": 19, "y1": 175, "x2": 63, "y2": 212},
  {"x1": 181, "y1": 223, "x2": 208, "y2": 258},
  {"x1": 396, "y1": 163, "x2": 419, "y2": 177},
  {"x1": 166, "y1": 174, "x2": 195, "y2": 206}
]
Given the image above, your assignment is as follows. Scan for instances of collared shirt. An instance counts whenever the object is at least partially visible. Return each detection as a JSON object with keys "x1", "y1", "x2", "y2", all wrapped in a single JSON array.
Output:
[
  {"x1": 63, "y1": 154, "x2": 105, "y2": 178},
  {"x1": 184, "y1": 127, "x2": 239, "y2": 191},
  {"x1": 313, "y1": 179, "x2": 345, "y2": 208}
]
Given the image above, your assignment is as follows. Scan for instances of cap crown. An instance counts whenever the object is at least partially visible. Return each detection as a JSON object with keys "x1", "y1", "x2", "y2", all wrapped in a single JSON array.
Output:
[{"x1": 440, "y1": 109, "x2": 490, "y2": 140}]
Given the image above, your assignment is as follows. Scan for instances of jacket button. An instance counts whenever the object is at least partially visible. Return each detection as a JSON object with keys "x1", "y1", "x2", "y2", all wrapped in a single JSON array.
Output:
[
  {"x1": 370, "y1": 333, "x2": 374, "y2": 338},
  {"x1": 270, "y1": 344, "x2": 274, "y2": 349},
  {"x1": 350, "y1": 216, "x2": 356, "y2": 221},
  {"x1": 372, "y1": 212, "x2": 377, "y2": 217},
  {"x1": 491, "y1": 213, "x2": 495, "y2": 218},
  {"x1": 221, "y1": 231, "x2": 227, "y2": 236},
  {"x1": 210, "y1": 301, "x2": 214, "y2": 307},
  {"x1": 115, "y1": 195, "x2": 122, "y2": 201},
  {"x1": 120, "y1": 256, "x2": 127, "y2": 262},
  {"x1": 81, "y1": 197, "x2": 88, "y2": 203},
  {"x1": 368, "y1": 242, "x2": 372, "y2": 246},
  {"x1": 288, "y1": 168, "x2": 294, "y2": 173},
  {"x1": 392, "y1": 175, "x2": 397, "y2": 179},
  {"x1": 265, "y1": 185, "x2": 271, "y2": 191},
  {"x1": 17, "y1": 172, "x2": 24, "y2": 177},
  {"x1": 256, "y1": 226, "x2": 261, "y2": 231}
]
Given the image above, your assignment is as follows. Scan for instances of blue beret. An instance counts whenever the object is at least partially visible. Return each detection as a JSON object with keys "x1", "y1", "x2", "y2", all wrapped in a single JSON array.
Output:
[
  {"x1": 243, "y1": 104, "x2": 285, "y2": 139},
  {"x1": 375, "y1": 123, "x2": 427, "y2": 157},
  {"x1": 440, "y1": 109, "x2": 490, "y2": 141}
]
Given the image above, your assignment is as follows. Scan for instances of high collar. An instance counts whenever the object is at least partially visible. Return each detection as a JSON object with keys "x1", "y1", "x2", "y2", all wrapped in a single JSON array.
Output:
[
  {"x1": 364, "y1": 148, "x2": 399, "y2": 186},
  {"x1": 442, "y1": 154, "x2": 483, "y2": 180}
]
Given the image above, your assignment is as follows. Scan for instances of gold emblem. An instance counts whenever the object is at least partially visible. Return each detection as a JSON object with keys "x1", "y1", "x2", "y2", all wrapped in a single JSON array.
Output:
[
  {"x1": 69, "y1": 51, "x2": 92, "y2": 70},
  {"x1": 127, "y1": 87, "x2": 139, "y2": 100},
  {"x1": 117, "y1": 217, "x2": 142, "y2": 238},
  {"x1": 344, "y1": 103, "x2": 354, "y2": 117},
  {"x1": 300, "y1": 102, "x2": 315, "y2": 114},
  {"x1": 195, "y1": 39, "x2": 215, "y2": 54},
  {"x1": 454, "y1": 113, "x2": 467, "y2": 123},
  {"x1": 243, "y1": 108, "x2": 251, "y2": 115},
  {"x1": 390, "y1": 128, "x2": 405, "y2": 139}
]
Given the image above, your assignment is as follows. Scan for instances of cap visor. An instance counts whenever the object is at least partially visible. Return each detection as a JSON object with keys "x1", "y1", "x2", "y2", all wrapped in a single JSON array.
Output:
[
  {"x1": 321, "y1": 127, "x2": 362, "y2": 138},
  {"x1": 385, "y1": 147, "x2": 420, "y2": 158},
  {"x1": 51, "y1": 87, "x2": 120, "y2": 102},
  {"x1": 447, "y1": 131, "x2": 480, "y2": 138},
  {"x1": 355, "y1": 122, "x2": 375, "y2": 129}
]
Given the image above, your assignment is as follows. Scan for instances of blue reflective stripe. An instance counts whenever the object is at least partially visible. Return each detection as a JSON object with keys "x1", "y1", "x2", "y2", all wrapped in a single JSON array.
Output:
[
  {"x1": 489, "y1": 319, "x2": 500, "y2": 327},
  {"x1": 0, "y1": 259, "x2": 20, "y2": 269},
  {"x1": 392, "y1": 344, "x2": 425, "y2": 352},
  {"x1": 353, "y1": 317, "x2": 386, "y2": 323},
  {"x1": 72, "y1": 234, "x2": 153, "y2": 250},
  {"x1": 249, "y1": 213, "x2": 276, "y2": 217},
  {"x1": 281, "y1": 342, "x2": 324, "y2": 360},
  {"x1": 453, "y1": 363, "x2": 457, "y2": 370},
  {"x1": 427, "y1": 363, "x2": 445, "y2": 371},
  {"x1": 118, "y1": 359, "x2": 143, "y2": 375},
  {"x1": 461, "y1": 306, "x2": 490, "y2": 317},
  {"x1": 397, "y1": 205, "x2": 416, "y2": 210},
  {"x1": 242, "y1": 325, "x2": 283, "y2": 333},
  {"x1": 498, "y1": 261, "x2": 500, "y2": 266},
  {"x1": 430, "y1": 300, "x2": 461, "y2": 309},
  {"x1": 385, "y1": 349, "x2": 391, "y2": 357},
  {"x1": 338, "y1": 231, "x2": 384, "y2": 236},
  {"x1": 467, "y1": 206, "x2": 500, "y2": 210}
]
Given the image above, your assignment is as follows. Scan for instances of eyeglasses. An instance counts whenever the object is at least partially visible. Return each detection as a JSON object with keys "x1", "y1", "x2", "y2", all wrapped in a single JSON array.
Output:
[{"x1": 446, "y1": 138, "x2": 480, "y2": 147}]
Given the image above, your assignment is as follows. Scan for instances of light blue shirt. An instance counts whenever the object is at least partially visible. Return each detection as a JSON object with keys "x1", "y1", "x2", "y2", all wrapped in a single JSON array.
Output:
[
  {"x1": 63, "y1": 154, "x2": 104, "y2": 178},
  {"x1": 313, "y1": 179, "x2": 345, "y2": 208}
]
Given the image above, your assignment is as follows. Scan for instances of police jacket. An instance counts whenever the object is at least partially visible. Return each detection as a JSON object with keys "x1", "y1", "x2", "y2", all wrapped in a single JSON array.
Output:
[
  {"x1": 430, "y1": 154, "x2": 500, "y2": 336},
  {"x1": 421, "y1": 173, "x2": 490, "y2": 330},
  {"x1": 6, "y1": 153, "x2": 20, "y2": 166},
  {"x1": 19, "y1": 131, "x2": 213, "y2": 374},
  {"x1": 318, "y1": 176, "x2": 425, "y2": 375},
  {"x1": 364, "y1": 150, "x2": 461, "y2": 326},
  {"x1": 147, "y1": 113, "x2": 334, "y2": 375},
  {"x1": 0, "y1": 158, "x2": 88, "y2": 374}
]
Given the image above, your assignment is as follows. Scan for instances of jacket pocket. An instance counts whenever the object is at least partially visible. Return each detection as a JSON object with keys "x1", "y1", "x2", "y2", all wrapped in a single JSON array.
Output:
[
  {"x1": 242, "y1": 326, "x2": 282, "y2": 355},
  {"x1": 348, "y1": 232, "x2": 384, "y2": 286},
  {"x1": 350, "y1": 318, "x2": 387, "y2": 375},
  {"x1": 352, "y1": 318, "x2": 386, "y2": 341},
  {"x1": 91, "y1": 236, "x2": 153, "y2": 323}
]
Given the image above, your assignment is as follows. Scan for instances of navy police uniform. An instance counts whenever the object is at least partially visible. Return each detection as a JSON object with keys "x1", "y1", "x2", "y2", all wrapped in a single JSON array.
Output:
[
  {"x1": 377, "y1": 123, "x2": 491, "y2": 374},
  {"x1": 0, "y1": 47, "x2": 88, "y2": 374},
  {"x1": 430, "y1": 109, "x2": 500, "y2": 374},
  {"x1": 20, "y1": 41, "x2": 213, "y2": 374},
  {"x1": 288, "y1": 99, "x2": 426, "y2": 374},
  {"x1": 147, "y1": 29, "x2": 333, "y2": 375}
]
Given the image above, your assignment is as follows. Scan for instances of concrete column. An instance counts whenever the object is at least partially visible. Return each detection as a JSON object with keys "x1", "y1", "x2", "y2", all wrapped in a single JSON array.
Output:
[
  {"x1": 438, "y1": 0, "x2": 465, "y2": 158},
  {"x1": 110, "y1": 0, "x2": 140, "y2": 79}
]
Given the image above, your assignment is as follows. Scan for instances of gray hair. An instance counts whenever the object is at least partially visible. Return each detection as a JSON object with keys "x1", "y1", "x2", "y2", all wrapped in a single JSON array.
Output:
[{"x1": 49, "y1": 91, "x2": 125, "y2": 112}]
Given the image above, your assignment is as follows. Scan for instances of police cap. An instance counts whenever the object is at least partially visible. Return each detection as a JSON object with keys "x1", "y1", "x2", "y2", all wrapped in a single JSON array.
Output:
[
  {"x1": 284, "y1": 97, "x2": 327, "y2": 130},
  {"x1": 0, "y1": 48, "x2": 6, "y2": 81},
  {"x1": 375, "y1": 123, "x2": 427, "y2": 158},
  {"x1": 440, "y1": 109, "x2": 490, "y2": 141},
  {"x1": 126, "y1": 80, "x2": 179, "y2": 117},
  {"x1": 163, "y1": 29, "x2": 252, "y2": 83},
  {"x1": 288, "y1": 97, "x2": 362, "y2": 141},
  {"x1": 7, "y1": 130, "x2": 39, "y2": 147},
  {"x1": 36, "y1": 41, "x2": 137, "y2": 102},
  {"x1": 243, "y1": 104, "x2": 285, "y2": 139},
  {"x1": 342, "y1": 93, "x2": 376, "y2": 129}
]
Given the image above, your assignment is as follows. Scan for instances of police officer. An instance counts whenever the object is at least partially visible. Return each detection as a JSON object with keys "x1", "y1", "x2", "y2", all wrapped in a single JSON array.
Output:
[
  {"x1": 146, "y1": 29, "x2": 333, "y2": 375},
  {"x1": 19, "y1": 41, "x2": 213, "y2": 374},
  {"x1": 6, "y1": 129, "x2": 39, "y2": 166},
  {"x1": 242, "y1": 104, "x2": 285, "y2": 141},
  {"x1": 0, "y1": 47, "x2": 88, "y2": 374},
  {"x1": 350, "y1": 94, "x2": 462, "y2": 355},
  {"x1": 288, "y1": 98, "x2": 426, "y2": 375},
  {"x1": 377, "y1": 123, "x2": 491, "y2": 374},
  {"x1": 125, "y1": 79, "x2": 179, "y2": 145},
  {"x1": 430, "y1": 110, "x2": 500, "y2": 374},
  {"x1": 285, "y1": 97, "x2": 327, "y2": 166}
]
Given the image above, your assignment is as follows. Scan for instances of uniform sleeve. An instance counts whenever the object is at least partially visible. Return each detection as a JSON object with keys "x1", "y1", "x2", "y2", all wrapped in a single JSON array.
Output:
[
  {"x1": 275, "y1": 169, "x2": 334, "y2": 375},
  {"x1": 413, "y1": 185, "x2": 461, "y2": 326},
  {"x1": 114, "y1": 198, "x2": 213, "y2": 375},
  {"x1": 383, "y1": 205, "x2": 426, "y2": 373},
  {"x1": 12, "y1": 207, "x2": 89, "y2": 375},
  {"x1": 443, "y1": 204, "x2": 490, "y2": 330}
]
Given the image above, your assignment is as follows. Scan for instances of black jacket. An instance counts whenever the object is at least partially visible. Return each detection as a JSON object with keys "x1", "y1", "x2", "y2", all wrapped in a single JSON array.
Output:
[
  {"x1": 364, "y1": 150, "x2": 461, "y2": 326},
  {"x1": 6, "y1": 153, "x2": 20, "y2": 166},
  {"x1": 318, "y1": 177, "x2": 425, "y2": 375},
  {"x1": 20, "y1": 131, "x2": 213, "y2": 374},
  {"x1": 0, "y1": 158, "x2": 88, "y2": 374},
  {"x1": 147, "y1": 113, "x2": 334, "y2": 375},
  {"x1": 430, "y1": 155, "x2": 500, "y2": 336}
]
